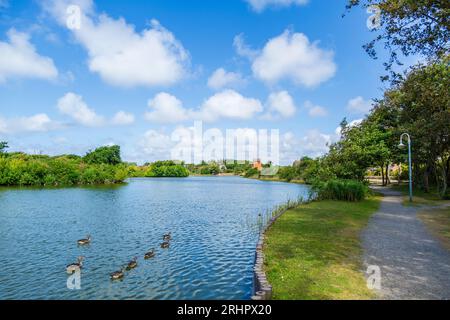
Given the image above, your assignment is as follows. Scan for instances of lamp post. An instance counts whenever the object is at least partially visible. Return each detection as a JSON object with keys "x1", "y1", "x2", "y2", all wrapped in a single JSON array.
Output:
[{"x1": 399, "y1": 133, "x2": 413, "y2": 202}]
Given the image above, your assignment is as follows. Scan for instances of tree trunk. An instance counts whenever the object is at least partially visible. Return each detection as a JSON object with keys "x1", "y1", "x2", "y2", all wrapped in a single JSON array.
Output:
[
  {"x1": 423, "y1": 169, "x2": 430, "y2": 193},
  {"x1": 386, "y1": 163, "x2": 391, "y2": 186},
  {"x1": 381, "y1": 166, "x2": 385, "y2": 186},
  {"x1": 397, "y1": 163, "x2": 402, "y2": 185}
]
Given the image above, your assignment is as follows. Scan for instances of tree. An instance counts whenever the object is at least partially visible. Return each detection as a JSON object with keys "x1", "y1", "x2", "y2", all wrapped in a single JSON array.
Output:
[
  {"x1": 347, "y1": 0, "x2": 450, "y2": 81},
  {"x1": 0, "y1": 141, "x2": 8, "y2": 153},
  {"x1": 83, "y1": 145, "x2": 122, "y2": 165}
]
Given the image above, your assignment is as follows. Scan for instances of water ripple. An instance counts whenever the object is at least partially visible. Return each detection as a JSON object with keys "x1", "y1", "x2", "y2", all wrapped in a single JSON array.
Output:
[{"x1": 0, "y1": 177, "x2": 309, "y2": 300}]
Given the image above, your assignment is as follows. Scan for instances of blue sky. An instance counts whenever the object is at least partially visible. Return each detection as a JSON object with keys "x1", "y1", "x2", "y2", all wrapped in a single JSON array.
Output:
[{"x1": 0, "y1": 0, "x2": 396, "y2": 164}]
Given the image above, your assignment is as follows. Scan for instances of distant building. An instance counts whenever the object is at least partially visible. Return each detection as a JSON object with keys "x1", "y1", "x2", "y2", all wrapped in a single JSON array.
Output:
[{"x1": 252, "y1": 159, "x2": 263, "y2": 171}]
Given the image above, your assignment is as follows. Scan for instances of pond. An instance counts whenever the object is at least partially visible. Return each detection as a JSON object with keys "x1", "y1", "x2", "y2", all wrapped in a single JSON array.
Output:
[{"x1": 0, "y1": 176, "x2": 309, "y2": 300}]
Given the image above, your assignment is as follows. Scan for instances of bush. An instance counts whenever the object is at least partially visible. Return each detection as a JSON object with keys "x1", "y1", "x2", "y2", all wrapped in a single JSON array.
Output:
[
  {"x1": 244, "y1": 168, "x2": 260, "y2": 178},
  {"x1": 311, "y1": 179, "x2": 369, "y2": 202}
]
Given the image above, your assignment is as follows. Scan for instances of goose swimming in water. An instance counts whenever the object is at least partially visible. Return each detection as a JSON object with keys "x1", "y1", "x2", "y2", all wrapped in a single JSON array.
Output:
[
  {"x1": 110, "y1": 266, "x2": 125, "y2": 280},
  {"x1": 144, "y1": 249, "x2": 156, "y2": 260},
  {"x1": 66, "y1": 256, "x2": 84, "y2": 274},
  {"x1": 163, "y1": 232, "x2": 172, "y2": 241},
  {"x1": 126, "y1": 257, "x2": 138, "y2": 270},
  {"x1": 77, "y1": 235, "x2": 91, "y2": 246},
  {"x1": 160, "y1": 241, "x2": 170, "y2": 249}
]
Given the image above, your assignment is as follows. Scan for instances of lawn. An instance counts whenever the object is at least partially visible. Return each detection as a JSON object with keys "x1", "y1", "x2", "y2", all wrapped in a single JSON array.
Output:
[
  {"x1": 391, "y1": 184, "x2": 448, "y2": 206},
  {"x1": 263, "y1": 196, "x2": 381, "y2": 300},
  {"x1": 418, "y1": 206, "x2": 450, "y2": 251}
]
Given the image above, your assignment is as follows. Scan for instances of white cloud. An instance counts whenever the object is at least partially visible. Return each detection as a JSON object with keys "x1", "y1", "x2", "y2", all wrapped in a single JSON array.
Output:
[
  {"x1": 245, "y1": 0, "x2": 308, "y2": 12},
  {"x1": 233, "y1": 33, "x2": 258, "y2": 60},
  {"x1": 207, "y1": 68, "x2": 245, "y2": 90},
  {"x1": 346, "y1": 96, "x2": 373, "y2": 115},
  {"x1": 335, "y1": 118, "x2": 363, "y2": 136},
  {"x1": 304, "y1": 100, "x2": 328, "y2": 117},
  {"x1": 0, "y1": 113, "x2": 59, "y2": 134},
  {"x1": 57, "y1": 92, "x2": 105, "y2": 127},
  {"x1": 249, "y1": 30, "x2": 336, "y2": 87},
  {"x1": 43, "y1": 0, "x2": 189, "y2": 88},
  {"x1": 0, "y1": 29, "x2": 58, "y2": 83},
  {"x1": 145, "y1": 90, "x2": 264, "y2": 124},
  {"x1": 262, "y1": 91, "x2": 296, "y2": 119},
  {"x1": 197, "y1": 90, "x2": 263, "y2": 122},
  {"x1": 57, "y1": 92, "x2": 135, "y2": 127},
  {"x1": 112, "y1": 111, "x2": 135, "y2": 125},
  {"x1": 137, "y1": 129, "x2": 175, "y2": 162},
  {"x1": 281, "y1": 129, "x2": 334, "y2": 163},
  {"x1": 145, "y1": 92, "x2": 189, "y2": 123}
]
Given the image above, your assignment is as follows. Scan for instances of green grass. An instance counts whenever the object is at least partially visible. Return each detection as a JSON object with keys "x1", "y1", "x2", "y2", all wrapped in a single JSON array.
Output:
[
  {"x1": 418, "y1": 206, "x2": 450, "y2": 251},
  {"x1": 390, "y1": 184, "x2": 447, "y2": 206},
  {"x1": 264, "y1": 196, "x2": 381, "y2": 300}
]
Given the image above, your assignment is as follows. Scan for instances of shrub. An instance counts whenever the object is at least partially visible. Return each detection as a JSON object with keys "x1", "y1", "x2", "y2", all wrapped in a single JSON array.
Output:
[
  {"x1": 244, "y1": 168, "x2": 260, "y2": 178},
  {"x1": 311, "y1": 179, "x2": 369, "y2": 202}
]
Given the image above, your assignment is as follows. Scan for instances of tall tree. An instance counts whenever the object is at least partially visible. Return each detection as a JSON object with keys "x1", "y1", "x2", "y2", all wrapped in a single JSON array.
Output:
[
  {"x1": 0, "y1": 141, "x2": 8, "y2": 153},
  {"x1": 83, "y1": 145, "x2": 122, "y2": 165}
]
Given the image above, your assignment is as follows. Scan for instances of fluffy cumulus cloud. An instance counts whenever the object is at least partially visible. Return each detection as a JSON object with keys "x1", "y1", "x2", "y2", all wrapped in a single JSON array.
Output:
[
  {"x1": 43, "y1": 0, "x2": 189, "y2": 87},
  {"x1": 233, "y1": 34, "x2": 258, "y2": 60},
  {"x1": 207, "y1": 68, "x2": 245, "y2": 90},
  {"x1": 197, "y1": 90, "x2": 263, "y2": 122},
  {"x1": 245, "y1": 0, "x2": 308, "y2": 12},
  {"x1": 0, "y1": 29, "x2": 58, "y2": 83},
  {"x1": 111, "y1": 111, "x2": 135, "y2": 126},
  {"x1": 262, "y1": 91, "x2": 296, "y2": 119},
  {"x1": 346, "y1": 96, "x2": 373, "y2": 115},
  {"x1": 145, "y1": 90, "x2": 263, "y2": 124},
  {"x1": 57, "y1": 92, "x2": 105, "y2": 127},
  {"x1": 138, "y1": 129, "x2": 175, "y2": 160},
  {"x1": 57, "y1": 92, "x2": 134, "y2": 127},
  {"x1": 145, "y1": 92, "x2": 189, "y2": 123},
  {"x1": 237, "y1": 30, "x2": 336, "y2": 88},
  {"x1": 281, "y1": 129, "x2": 334, "y2": 163},
  {"x1": 304, "y1": 100, "x2": 328, "y2": 117},
  {"x1": 0, "y1": 113, "x2": 59, "y2": 134}
]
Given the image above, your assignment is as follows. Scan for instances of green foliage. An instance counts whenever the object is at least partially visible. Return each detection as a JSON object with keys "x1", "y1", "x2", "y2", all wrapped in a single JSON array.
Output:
[
  {"x1": 83, "y1": 145, "x2": 122, "y2": 165},
  {"x1": 139, "y1": 161, "x2": 190, "y2": 178},
  {"x1": 312, "y1": 179, "x2": 369, "y2": 202},
  {"x1": 0, "y1": 141, "x2": 8, "y2": 153},
  {"x1": 0, "y1": 149, "x2": 127, "y2": 187},
  {"x1": 244, "y1": 167, "x2": 260, "y2": 178},
  {"x1": 347, "y1": 0, "x2": 449, "y2": 81}
]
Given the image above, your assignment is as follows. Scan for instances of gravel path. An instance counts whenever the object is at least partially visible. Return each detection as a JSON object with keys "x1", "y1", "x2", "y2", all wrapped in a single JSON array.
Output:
[{"x1": 362, "y1": 187, "x2": 450, "y2": 300}]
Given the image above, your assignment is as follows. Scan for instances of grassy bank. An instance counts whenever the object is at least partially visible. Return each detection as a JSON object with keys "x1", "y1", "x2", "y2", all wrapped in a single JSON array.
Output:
[
  {"x1": 391, "y1": 184, "x2": 448, "y2": 206},
  {"x1": 264, "y1": 196, "x2": 381, "y2": 300},
  {"x1": 418, "y1": 206, "x2": 450, "y2": 251}
]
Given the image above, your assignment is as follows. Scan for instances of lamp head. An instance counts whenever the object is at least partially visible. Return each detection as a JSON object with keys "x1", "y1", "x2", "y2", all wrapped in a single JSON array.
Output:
[{"x1": 398, "y1": 142, "x2": 406, "y2": 149}]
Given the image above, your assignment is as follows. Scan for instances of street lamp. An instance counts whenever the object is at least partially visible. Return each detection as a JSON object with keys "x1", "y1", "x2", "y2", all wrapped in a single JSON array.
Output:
[{"x1": 399, "y1": 133, "x2": 413, "y2": 202}]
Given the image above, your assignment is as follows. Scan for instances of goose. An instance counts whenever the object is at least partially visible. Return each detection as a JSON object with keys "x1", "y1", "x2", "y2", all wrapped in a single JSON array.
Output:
[
  {"x1": 160, "y1": 241, "x2": 170, "y2": 249},
  {"x1": 110, "y1": 266, "x2": 125, "y2": 280},
  {"x1": 66, "y1": 256, "x2": 84, "y2": 274},
  {"x1": 163, "y1": 232, "x2": 172, "y2": 241},
  {"x1": 126, "y1": 257, "x2": 138, "y2": 270},
  {"x1": 144, "y1": 249, "x2": 156, "y2": 260},
  {"x1": 77, "y1": 235, "x2": 91, "y2": 246}
]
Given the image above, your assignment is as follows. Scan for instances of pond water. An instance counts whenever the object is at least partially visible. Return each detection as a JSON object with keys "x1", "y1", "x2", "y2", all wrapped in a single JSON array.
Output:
[{"x1": 0, "y1": 176, "x2": 309, "y2": 300}]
